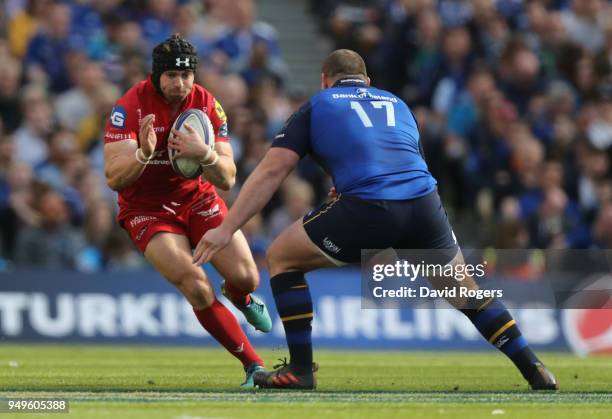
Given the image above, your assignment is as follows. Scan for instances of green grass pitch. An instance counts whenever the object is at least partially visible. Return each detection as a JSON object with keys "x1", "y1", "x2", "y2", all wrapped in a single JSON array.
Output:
[{"x1": 0, "y1": 344, "x2": 610, "y2": 418}]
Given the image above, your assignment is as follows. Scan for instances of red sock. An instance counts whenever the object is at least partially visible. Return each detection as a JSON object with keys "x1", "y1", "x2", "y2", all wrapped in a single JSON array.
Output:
[
  {"x1": 224, "y1": 281, "x2": 251, "y2": 307},
  {"x1": 193, "y1": 299, "x2": 263, "y2": 368}
]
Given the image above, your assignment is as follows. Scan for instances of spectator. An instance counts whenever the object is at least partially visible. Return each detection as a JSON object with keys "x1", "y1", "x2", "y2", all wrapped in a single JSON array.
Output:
[
  {"x1": 102, "y1": 227, "x2": 146, "y2": 270},
  {"x1": 511, "y1": 127, "x2": 545, "y2": 193},
  {"x1": 384, "y1": 5, "x2": 440, "y2": 96},
  {"x1": 267, "y1": 176, "x2": 315, "y2": 240},
  {"x1": 560, "y1": 0, "x2": 607, "y2": 52},
  {"x1": 236, "y1": 118, "x2": 269, "y2": 181},
  {"x1": 24, "y1": 2, "x2": 73, "y2": 92},
  {"x1": 212, "y1": 0, "x2": 286, "y2": 83},
  {"x1": 576, "y1": 140, "x2": 610, "y2": 215},
  {"x1": 466, "y1": 93, "x2": 519, "y2": 207},
  {"x1": 592, "y1": 201, "x2": 612, "y2": 248},
  {"x1": 479, "y1": 12, "x2": 511, "y2": 67},
  {"x1": 0, "y1": 56, "x2": 23, "y2": 133},
  {"x1": 102, "y1": 17, "x2": 146, "y2": 87},
  {"x1": 76, "y1": 82, "x2": 121, "y2": 153},
  {"x1": 7, "y1": 0, "x2": 48, "y2": 59},
  {"x1": 13, "y1": 84, "x2": 53, "y2": 167},
  {"x1": 427, "y1": 25, "x2": 474, "y2": 111},
  {"x1": 498, "y1": 38, "x2": 546, "y2": 115},
  {"x1": 74, "y1": 167, "x2": 114, "y2": 211},
  {"x1": 119, "y1": 49, "x2": 148, "y2": 91},
  {"x1": 447, "y1": 67, "x2": 495, "y2": 139},
  {"x1": 14, "y1": 190, "x2": 85, "y2": 268},
  {"x1": 538, "y1": 11, "x2": 568, "y2": 80},
  {"x1": 529, "y1": 81, "x2": 576, "y2": 146},
  {"x1": 55, "y1": 60, "x2": 106, "y2": 132},
  {"x1": 249, "y1": 75, "x2": 292, "y2": 138},
  {"x1": 35, "y1": 129, "x2": 79, "y2": 192},
  {"x1": 2, "y1": 0, "x2": 611, "y2": 270},
  {"x1": 174, "y1": 2, "x2": 211, "y2": 57},
  {"x1": 1, "y1": 135, "x2": 32, "y2": 259},
  {"x1": 204, "y1": 73, "x2": 248, "y2": 111},
  {"x1": 519, "y1": 160, "x2": 565, "y2": 219},
  {"x1": 76, "y1": 200, "x2": 114, "y2": 272},
  {"x1": 438, "y1": 0, "x2": 472, "y2": 27},
  {"x1": 139, "y1": 0, "x2": 176, "y2": 48},
  {"x1": 527, "y1": 186, "x2": 588, "y2": 248},
  {"x1": 586, "y1": 81, "x2": 612, "y2": 150},
  {"x1": 34, "y1": 128, "x2": 88, "y2": 224},
  {"x1": 67, "y1": 0, "x2": 116, "y2": 60}
]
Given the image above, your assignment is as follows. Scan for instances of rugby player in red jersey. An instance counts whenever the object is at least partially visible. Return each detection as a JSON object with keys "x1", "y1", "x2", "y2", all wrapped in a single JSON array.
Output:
[{"x1": 103, "y1": 34, "x2": 270, "y2": 386}]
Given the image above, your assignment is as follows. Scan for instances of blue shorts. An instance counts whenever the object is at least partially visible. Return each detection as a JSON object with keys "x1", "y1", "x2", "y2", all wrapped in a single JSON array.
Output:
[{"x1": 302, "y1": 190, "x2": 459, "y2": 265}]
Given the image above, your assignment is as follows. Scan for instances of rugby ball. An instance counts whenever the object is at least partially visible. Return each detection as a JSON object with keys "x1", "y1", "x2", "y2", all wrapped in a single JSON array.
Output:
[{"x1": 169, "y1": 109, "x2": 215, "y2": 179}]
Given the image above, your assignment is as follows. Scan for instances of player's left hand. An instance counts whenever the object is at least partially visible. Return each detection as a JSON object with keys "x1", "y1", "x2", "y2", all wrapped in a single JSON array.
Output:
[
  {"x1": 193, "y1": 225, "x2": 233, "y2": 265},
  {"x1": 170, "y1": 123, "x2": 211, "y2": 159}
]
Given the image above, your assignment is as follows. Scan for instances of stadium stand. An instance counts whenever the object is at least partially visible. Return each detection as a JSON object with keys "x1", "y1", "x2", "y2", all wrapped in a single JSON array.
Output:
[{"x1": 0, "y1": 0, "x2": 610, "y2": 271}]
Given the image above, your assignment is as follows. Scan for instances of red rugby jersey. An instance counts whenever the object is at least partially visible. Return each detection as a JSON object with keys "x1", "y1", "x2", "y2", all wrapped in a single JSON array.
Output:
[{"x1": 104, "y1": 77, "x2": 229, "y2": 217}]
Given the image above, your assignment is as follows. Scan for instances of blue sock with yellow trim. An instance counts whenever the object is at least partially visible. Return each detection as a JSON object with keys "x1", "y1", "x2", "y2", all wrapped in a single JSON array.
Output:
[
  {"x1": 461, "y1": 298, "x2": 540, "y2": 379},
  {"x1": 270, "y1": 272, "x2": 313, "y2": 374}
]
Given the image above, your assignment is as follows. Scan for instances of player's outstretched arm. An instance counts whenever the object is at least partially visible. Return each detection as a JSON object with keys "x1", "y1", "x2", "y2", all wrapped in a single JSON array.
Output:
[{"x1": 192, "y1": 147, "x2": 299, "y2": 265}]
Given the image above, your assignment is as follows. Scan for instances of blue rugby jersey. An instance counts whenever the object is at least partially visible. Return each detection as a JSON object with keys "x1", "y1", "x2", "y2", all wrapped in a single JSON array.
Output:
[{"x1": 271, "y1": 78, "x2": 437, "y2": 200}]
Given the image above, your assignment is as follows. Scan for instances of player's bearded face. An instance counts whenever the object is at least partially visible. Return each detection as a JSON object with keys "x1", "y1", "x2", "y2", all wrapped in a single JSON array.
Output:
[{"x1": 160, "y1": 70, "x2": 195, "y2": 103}]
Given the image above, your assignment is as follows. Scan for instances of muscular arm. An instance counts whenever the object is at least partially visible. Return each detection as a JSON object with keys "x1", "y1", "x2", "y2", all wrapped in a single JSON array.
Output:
[
  {"x1": 104, "y1": 140, "x2": 146, "y2": 191},
  {"x1": 201, "y1": 142, "x2": 236, "y2": 191},
  {"x1": 192, "y1": 146, "x2": 300, "y2": 265},
  {"x1": 223, "y1": 147, "x2": 299, "y2": 234},
  {"x1": 192, "y1": 100, "x2": 310, "y2": 265}
]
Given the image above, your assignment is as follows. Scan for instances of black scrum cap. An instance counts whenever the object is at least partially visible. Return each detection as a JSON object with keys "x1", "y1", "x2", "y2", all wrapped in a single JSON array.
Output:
[{"x1": 151, "y1": 34, "x2": 198, "y2": 92}]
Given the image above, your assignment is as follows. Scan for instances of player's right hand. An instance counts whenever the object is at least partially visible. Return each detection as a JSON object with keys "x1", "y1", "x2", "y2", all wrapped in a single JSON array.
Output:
[
  {"x1": 193, "y1": 225, "x2": 233, "y2": 265},
  {"x1": 139, "y1": 114, "x2": 157, "y2": 157}
]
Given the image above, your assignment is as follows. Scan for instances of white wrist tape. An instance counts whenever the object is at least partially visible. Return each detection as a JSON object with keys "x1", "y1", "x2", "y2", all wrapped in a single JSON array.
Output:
[
  {"x1": 200, "y1": 152, "x2": 219, "y2": 167},
  {"x1": 135, "y1": 148, "x2": 153, "y2": 164}
]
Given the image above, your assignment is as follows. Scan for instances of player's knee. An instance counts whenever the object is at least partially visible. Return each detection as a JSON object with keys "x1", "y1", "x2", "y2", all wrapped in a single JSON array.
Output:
[
  {"x1": 180, "y1": 278, "x2": 215, "y2": 309},
  {"x1": 175, "y1": 273, "x2": 214, "y2": 308},
  {"x1": 266, "y1": 249, "x2": 291, "y2": 277},
  {"x1": 228, "y1": 262, "x2": 259, "y2": 293},
  {"x1": 266, "y1": 244, "x2": 292, "y2": 276}
]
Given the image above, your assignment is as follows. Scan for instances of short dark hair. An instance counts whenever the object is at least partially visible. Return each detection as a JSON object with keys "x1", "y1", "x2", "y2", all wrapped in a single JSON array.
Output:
[{"x1": 321, "y1": 49, "x2": 367, "y2": 80}]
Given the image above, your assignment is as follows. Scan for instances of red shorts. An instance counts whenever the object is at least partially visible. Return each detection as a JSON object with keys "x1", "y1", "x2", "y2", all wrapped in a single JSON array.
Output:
[{"x1": 120, "y1": 192, "x2": 228, "y2": 253}]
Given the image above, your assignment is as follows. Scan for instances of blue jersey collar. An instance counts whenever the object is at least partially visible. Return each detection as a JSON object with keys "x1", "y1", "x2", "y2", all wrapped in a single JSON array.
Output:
[{"x1": 332, "y1": 78, "x2": 367, "y2": 87}]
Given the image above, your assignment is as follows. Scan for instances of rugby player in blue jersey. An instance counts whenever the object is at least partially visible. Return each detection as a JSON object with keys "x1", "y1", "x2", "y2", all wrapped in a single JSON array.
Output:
[{"x1": 193, "y1": 49, "x2": 558, "y2": 391}]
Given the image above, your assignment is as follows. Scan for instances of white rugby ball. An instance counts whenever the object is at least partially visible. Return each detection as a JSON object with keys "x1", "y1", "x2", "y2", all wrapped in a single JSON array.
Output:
[{"x1": 169, "y1": 109, "x2": 215, "y2": 179}]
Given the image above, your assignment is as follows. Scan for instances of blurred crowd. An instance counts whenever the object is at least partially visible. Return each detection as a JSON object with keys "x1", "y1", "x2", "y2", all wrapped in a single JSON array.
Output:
[
  {"x1": 311, "y1": 0, "x2": 612, "y2": 252},
  {"x1": 0, "y1": 0, "x2": 611, "y2": 272},
  {"x1": 0, "y1": 0, "x2": 298, "y2": 271}
]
